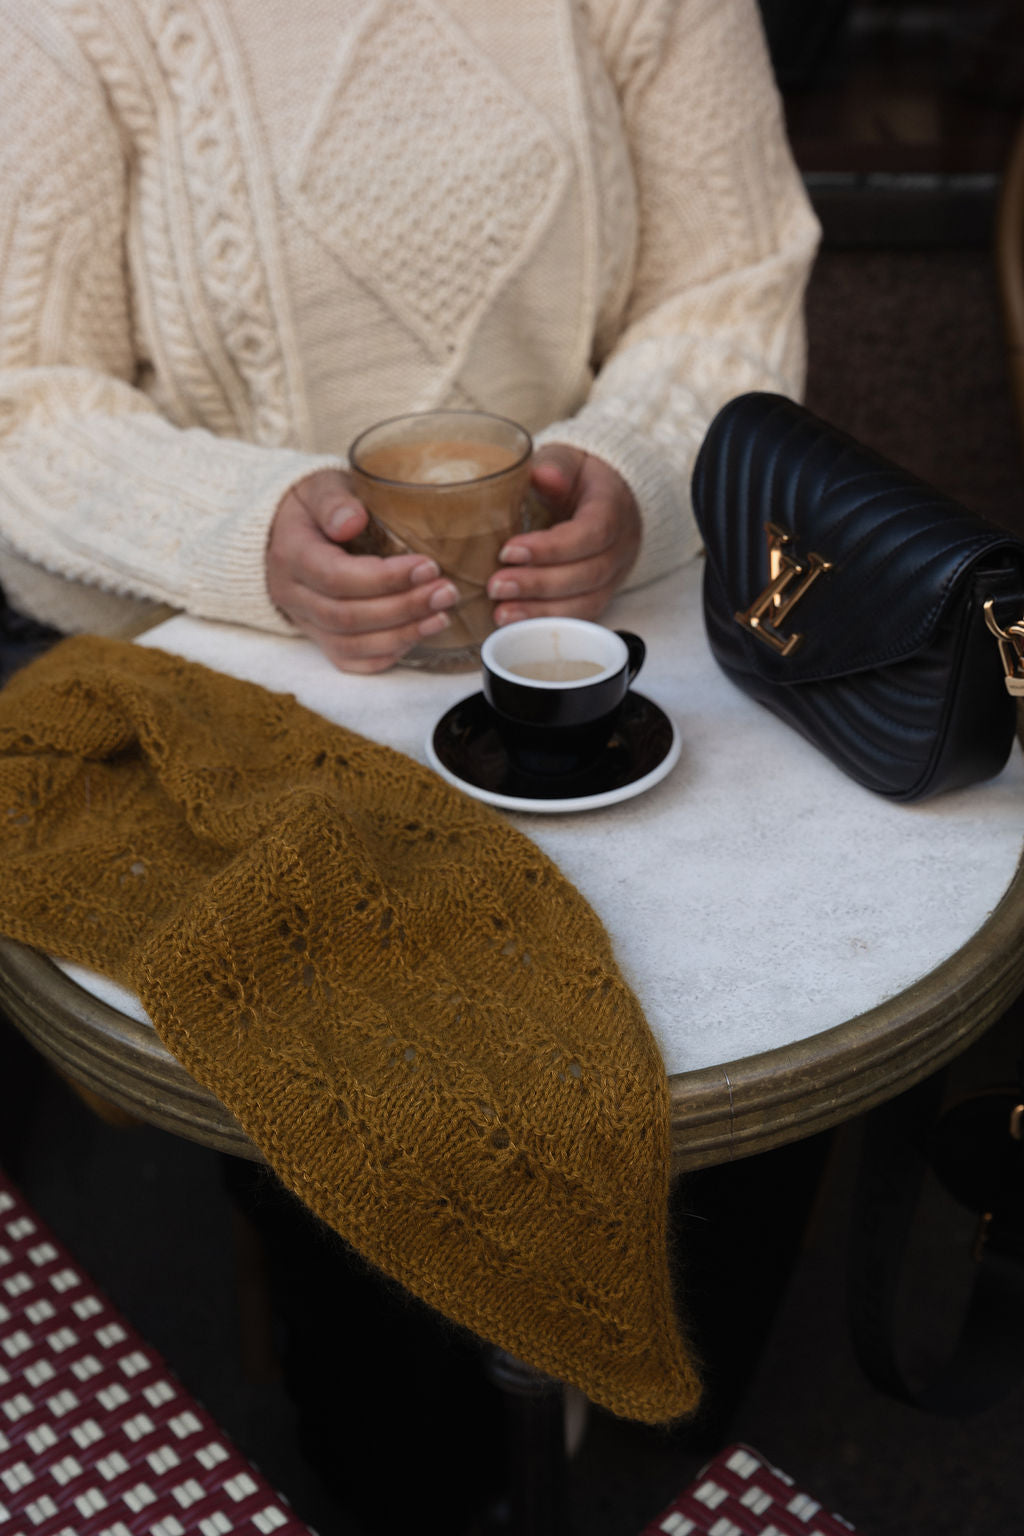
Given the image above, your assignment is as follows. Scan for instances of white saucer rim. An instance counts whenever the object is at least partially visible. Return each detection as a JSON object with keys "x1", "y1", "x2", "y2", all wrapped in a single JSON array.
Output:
[{"x1": 424, "y1": 691, "x2": 681, "y2": 814}]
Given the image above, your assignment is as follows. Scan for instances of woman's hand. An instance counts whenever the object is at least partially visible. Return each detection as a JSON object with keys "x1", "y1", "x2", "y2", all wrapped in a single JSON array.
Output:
[
  {"x1": 485, "y1": 445, "x2": 640, "y2": 626},
  {"x1": 266, "y1": 469, "x2": 459, "y2": 673}
]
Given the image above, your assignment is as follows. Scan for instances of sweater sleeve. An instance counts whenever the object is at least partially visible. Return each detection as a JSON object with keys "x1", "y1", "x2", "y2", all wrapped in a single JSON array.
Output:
[
  {"x1": 533, "y1": 0, "x2": 820, "y2": 590},
  {"x1": 0, "y1": 13, "x2": 337, "y2": 634}
]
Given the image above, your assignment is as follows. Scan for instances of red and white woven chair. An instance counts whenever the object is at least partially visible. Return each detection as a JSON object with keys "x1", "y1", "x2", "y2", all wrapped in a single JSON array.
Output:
[
  {"x1": 0, "y1": 1155, "x2": 861, "y2": 1536},
  {"x1": 640, "y1": 1443, "x2": 857, "y2": 1536},
  {"x1": 0, "y1": 1165, "x2": 315, "y2": 1536}
]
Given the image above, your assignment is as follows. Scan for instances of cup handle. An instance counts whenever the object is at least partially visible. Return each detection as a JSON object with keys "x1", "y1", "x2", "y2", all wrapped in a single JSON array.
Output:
[{"x1": 616, "y1": 630, "x2": 645, "y2": 684}]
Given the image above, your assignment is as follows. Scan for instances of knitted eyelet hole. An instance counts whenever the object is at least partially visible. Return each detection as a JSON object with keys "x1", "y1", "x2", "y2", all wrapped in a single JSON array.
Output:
[
  {"x1": 307, "y1": 745, "x2": 351, "y2": 773},
  {"x1": 376, "y1": 906, "x2": 405, "y2": 952},
  {"x1": 401, "y1": 819, "x2": 437, "y2": 843},
  {"x1": 118, "y1": 857, "x2": 147, "y2": 887},
  {"x1": 548, "y1": 1050, "x2": 588, "y2": 1088},
  {"x1": 489, "y1": 912, "x2": 532, "y2": 969},
  {"x1": 276, "y1": 903, "x2": 316, "y2": 977}
]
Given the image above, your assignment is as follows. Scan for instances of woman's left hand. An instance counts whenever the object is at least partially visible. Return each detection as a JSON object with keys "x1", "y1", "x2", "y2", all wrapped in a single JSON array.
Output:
[{"x1": 486, "y1": 444, "x2": 641, "y2": 625}]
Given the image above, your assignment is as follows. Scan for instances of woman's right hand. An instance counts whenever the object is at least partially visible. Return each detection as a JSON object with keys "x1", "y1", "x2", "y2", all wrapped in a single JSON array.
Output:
[{"x1": 266, "y1": 469, "x2": 459, "y2": 673}]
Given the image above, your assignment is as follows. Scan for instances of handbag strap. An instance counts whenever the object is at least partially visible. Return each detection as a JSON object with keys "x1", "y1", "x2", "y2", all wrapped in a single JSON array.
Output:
[
  {"x1": 984, "y1": 597, "x2": 1024, "y2": 695},
  {"x1": 849, "y1": 1062, "x2": 1024, "y2": 1415}
]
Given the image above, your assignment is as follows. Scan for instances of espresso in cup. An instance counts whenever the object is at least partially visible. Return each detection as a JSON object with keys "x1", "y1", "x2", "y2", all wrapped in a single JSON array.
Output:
[
  {"x1": 508, "y1": 658, "x2": 605, "y2": 682},
  {"x1": 481, "y1": 618, "x2": 645, "y2": 775},
  {"x1": 348, "y1": 410, "x2": 532, "y2": 668}
]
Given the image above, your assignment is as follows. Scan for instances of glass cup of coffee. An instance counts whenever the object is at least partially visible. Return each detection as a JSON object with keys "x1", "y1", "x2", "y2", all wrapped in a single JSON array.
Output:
[
  {"x1": 348, "y1": 409, "x2": 533, "y2": 668},
  {"x1": 481, "y1": 618, "x2": 646, "y2": 776}
]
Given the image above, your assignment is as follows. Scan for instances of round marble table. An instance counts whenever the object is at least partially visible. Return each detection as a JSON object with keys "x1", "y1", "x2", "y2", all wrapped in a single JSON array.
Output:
[{"x1": 3, "y1": 558, "x2": 1024, "y2": 1172}]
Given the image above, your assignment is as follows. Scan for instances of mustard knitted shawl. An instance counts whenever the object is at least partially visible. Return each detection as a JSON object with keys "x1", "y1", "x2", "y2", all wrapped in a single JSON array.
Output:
[{"x1": 0, "y1": 637, "x2": 699, "y2": 1423}]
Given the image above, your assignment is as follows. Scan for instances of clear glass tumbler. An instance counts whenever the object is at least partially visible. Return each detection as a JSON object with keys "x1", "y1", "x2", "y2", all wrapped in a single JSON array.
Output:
[{"x1": 348, "y1": 409, "x2": 533, "y2": 668}]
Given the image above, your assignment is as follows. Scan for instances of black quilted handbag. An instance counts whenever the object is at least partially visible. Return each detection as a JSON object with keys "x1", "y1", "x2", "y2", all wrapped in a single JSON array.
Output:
[{"x1": 691, "y1": 392, "x2": 1024, "y2": 801}]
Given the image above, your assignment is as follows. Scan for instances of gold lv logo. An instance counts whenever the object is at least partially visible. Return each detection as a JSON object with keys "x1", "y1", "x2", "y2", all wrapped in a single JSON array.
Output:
[{"x1": 735, "y1": 522, "x2": 832, "y2": 656}]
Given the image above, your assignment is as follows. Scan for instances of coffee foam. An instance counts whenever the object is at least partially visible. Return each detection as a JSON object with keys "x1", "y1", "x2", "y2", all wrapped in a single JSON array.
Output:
[{"x1": 359, "y1": 438, "x2": 517, "y2": 486}]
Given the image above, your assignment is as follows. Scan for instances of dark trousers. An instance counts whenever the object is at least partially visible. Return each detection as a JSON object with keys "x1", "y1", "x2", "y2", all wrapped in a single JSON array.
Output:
[
  {"x1": 0, "y1": 587, "x2": 63, "y2": 686},
  {"x1": 221, "y1": 1157, "x2": 508, "y2": 1536}
]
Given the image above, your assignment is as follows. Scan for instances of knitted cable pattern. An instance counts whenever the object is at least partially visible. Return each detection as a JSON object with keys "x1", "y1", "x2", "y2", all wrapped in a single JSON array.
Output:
[
  {"x1": 290, "y1": 0, "x2": 569, "y2": 379},
  {"x1": 0, "y1": 636, "x2": 701, "y2": 1424},
  {"x1": 63, "y1": 0, "x2": 302, "y2": 446},
  {"x1": 0, "y1": 0, "x2": 817, "y2": 638}
]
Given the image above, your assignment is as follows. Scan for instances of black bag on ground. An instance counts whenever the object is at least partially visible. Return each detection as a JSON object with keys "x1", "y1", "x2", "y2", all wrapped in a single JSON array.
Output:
[{"x1": 849, "y1": 1046, "x2": 1024, "y2": 1415}]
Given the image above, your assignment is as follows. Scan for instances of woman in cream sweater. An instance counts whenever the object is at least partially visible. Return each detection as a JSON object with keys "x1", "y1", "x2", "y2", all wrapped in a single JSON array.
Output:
[{"x1": 0, "y1": 0, "x2": 819, "y2": 671}]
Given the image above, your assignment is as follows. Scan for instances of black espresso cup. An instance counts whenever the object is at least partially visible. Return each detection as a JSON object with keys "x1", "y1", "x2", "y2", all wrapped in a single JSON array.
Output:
[{"x1": 481, "y1": 618, "x2": 645, "y2": 776}]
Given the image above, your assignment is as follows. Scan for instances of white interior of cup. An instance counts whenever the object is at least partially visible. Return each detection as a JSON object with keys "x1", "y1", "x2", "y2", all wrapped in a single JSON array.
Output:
[{"x1": 482, "y1": 618, "x2": 626, "y2": 687}]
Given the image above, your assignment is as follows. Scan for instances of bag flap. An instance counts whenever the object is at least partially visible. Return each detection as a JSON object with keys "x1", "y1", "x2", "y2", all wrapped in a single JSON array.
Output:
[{"x1": 691, "y1": 393, "x2": 1024, "y2": 683}]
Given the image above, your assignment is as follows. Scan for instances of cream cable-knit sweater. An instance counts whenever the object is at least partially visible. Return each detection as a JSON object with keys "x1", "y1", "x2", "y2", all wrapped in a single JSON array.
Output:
[{"x1": 0, "y1": 0, "x2": 819, "y2": 639}]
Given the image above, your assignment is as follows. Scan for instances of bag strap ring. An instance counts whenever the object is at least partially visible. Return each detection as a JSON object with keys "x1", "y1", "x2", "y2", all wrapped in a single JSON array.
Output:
[{"x1": 984, "y1": 599, "x2": 1024, "y2": 696}]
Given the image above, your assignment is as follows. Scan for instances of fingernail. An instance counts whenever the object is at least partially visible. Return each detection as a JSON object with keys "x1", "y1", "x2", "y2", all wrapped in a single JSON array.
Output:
[
  {"x1": 430, "y1": 582, "x2": 459, "y2": 612},
  {"x1": 327, "y1": 508, "x2": 356, "y2": 540},
  {"x1": 495, "y1": 605, "x2": 526, "y2": 627},
  {"x1": 500, "y1": 544, "x2": 531, "y2": 564},
  {"x1": 419, "y1": 612, "x2": 450, "y2": 637},
  {"x1": 410, "y1": 559, "x2": 441, "y2": 586},
  {"x1": 489, "y1": 577, "x2": 518, "y2": 600}
]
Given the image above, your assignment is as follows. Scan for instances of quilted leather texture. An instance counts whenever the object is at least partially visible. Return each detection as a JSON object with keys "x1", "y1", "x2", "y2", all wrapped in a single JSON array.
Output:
[{"x1": 691, "y1": 393, "x2": 1024, "y2": 800}]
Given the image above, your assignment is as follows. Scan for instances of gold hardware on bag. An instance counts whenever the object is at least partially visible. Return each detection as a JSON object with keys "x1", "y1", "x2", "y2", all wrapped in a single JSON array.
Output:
[
  {"x1": 735, "y1": 522, "x2": 833, "y2": 656},
  {"x1": 983, "y1": 600, "x2": 1024, "y2": 696},
  {"x1": 1011, "y1": 1103, "x2": 1023, "y2": 1141}
]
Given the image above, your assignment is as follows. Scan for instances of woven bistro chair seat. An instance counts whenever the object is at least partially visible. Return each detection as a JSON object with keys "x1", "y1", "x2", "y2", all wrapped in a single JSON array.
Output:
[
  {"x1": 640, "y1": 1443, "x2": 856, "y2": 1536},
  {"x1": 0, "y1": 1165, "x2": 315, "y2": 1536}
]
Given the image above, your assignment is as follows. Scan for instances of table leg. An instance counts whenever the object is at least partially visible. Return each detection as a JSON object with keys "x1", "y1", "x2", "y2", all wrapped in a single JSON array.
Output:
[{"x1": 484, "y1": 1347, "x2": 567, "y2": 1536}]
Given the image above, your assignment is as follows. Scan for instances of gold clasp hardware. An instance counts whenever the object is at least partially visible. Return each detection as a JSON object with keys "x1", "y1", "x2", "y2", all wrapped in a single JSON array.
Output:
[
  {"x1": 735, "y1": 522, "x2": 833, "y2": 656},
  {"x1": 1011, "y1": 1102, "x2": 1023, "y2": 1141},
  {"x1": 983, "y1": 600, "x2": 1024, "y2": 697}
]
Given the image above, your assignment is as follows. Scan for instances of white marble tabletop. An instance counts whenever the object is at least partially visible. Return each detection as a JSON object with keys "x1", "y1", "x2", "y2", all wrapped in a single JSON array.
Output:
[{"x1": 59, "y1": 556, "x2": 1024, "y2": 1079}]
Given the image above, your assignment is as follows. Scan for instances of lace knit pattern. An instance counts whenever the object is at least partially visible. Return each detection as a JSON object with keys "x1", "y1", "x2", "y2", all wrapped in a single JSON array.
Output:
[{"x1": 0, "y1": 637, "x2": 700, "y2": 1424}]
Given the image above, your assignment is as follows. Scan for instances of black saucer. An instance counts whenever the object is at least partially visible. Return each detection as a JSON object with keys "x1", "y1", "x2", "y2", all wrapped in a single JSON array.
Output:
[{"x1": 426, "y1": 690, "x2": 679, "y2": 811}]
